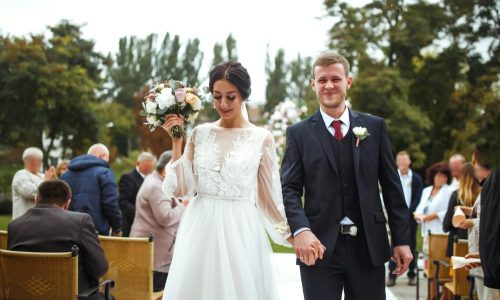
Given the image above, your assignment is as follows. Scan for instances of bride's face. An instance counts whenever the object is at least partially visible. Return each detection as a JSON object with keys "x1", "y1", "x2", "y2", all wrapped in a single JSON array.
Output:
[{"x1": 212, "y1": 79, "x2": 243, "y2": 120}]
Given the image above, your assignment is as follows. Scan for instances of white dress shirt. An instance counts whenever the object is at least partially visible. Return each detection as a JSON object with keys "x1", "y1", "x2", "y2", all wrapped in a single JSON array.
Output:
[
  {"x1": 399, "y1": 169, "x2": 413, "y2": 209},
  {"x1": 319, "y1": 106, "x2": 350, "y2": 138}
]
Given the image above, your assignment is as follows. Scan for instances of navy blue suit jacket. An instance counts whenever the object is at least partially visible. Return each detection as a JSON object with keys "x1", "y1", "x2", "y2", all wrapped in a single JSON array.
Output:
[{"x1": 281, "y1": 109, "x2": 410, "y2": 267}]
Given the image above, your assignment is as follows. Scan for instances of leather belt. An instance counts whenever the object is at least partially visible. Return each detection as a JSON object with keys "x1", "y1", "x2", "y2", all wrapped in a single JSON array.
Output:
[{"x1": 340, "y1": 224, "x2": 358, "y2": 236}]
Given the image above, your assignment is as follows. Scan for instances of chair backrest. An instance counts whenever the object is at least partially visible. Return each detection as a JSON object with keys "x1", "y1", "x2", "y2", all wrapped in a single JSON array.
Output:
[
  {"x1": 99, "y1": 235, "x2": 155, "y2": 300},
  {"x1": 451, "y1": 239, "x2": 469, "y2": 296},
  {"x1": 0, "y1": 231, "x2": 7, "y2": 250},
  {"x1": 0, "y1": 248, "x2": 78, "y2": 300},
  {"x1": 426, "y1": 232, "x2": 449, "y2": 279}
]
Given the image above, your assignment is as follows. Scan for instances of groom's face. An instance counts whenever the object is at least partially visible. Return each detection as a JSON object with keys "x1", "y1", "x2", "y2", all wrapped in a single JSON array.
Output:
[{"x1": 311, "y1": 63, "x2": 352, "y2": 110}]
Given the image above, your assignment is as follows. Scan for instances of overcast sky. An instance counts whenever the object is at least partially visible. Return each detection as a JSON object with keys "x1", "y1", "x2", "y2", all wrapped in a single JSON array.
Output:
[{"x1": 0, "y1": 0, "x2": 370, "y2": 104}]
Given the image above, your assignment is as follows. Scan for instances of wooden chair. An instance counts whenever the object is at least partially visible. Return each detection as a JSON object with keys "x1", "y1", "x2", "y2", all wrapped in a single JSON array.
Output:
[
  {"x1": 99, "y1": 234, "x2": 163, "y2": 300},
  {"x1": 442, "y1": 238, "x2": 469, "y2": 298},
  {"x1": 0, "y1": 230, "x2": 7, "y2": 250},
  {"x1": 0, "y1": 246, "x2": 113, "y2": 300},
  {"x1": 423, "y1": 232, "x2": 450, "y2": 299}
]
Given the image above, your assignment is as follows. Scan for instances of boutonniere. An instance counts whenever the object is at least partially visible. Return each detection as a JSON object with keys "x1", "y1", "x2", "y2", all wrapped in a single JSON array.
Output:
[{"x1": 353, "y1": 126, "x2": 370, "y2": 147}]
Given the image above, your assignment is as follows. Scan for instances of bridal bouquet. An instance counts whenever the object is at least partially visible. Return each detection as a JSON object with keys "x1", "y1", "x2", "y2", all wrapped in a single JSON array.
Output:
[{"x1": 140, "y1": 80, "x2": 204, "y2": 137}]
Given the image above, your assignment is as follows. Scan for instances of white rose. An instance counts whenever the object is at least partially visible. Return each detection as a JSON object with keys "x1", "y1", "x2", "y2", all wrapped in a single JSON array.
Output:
[
  {"x1": 156, "y1": 88, "x2": 176, "y2": 109},
  {"x1": 145, "y1": 100, "x2": 157, "y2": 114},
  {"x1": 158, "y1": 83, "x2": 165, "y2": 90},
  {"x1": 146, "y1": 115, "x2": 158, "y2": 125},
  {"x1": 353, "y1": 126, "x2": 369, "y2": 138},
  {"x1": 191, "y1": 97, "x2": 202, "y2": 111},
  {"x1": 186, "y1": 111, "x2": 199, "y2": 123}
]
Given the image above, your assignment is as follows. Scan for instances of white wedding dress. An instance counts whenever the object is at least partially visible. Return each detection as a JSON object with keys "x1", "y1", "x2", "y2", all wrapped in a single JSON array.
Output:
[{"x1": 162, "y1": 123, "x2": 292, "y2": 300}]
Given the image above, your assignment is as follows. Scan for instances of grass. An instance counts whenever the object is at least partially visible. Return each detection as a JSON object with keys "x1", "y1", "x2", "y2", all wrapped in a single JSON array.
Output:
[{"x1": 0, "y1": 215, "x2": 11, "y2": 231}]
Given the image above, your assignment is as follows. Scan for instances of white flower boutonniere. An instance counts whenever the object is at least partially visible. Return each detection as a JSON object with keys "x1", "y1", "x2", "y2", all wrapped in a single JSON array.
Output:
[{"x1": 353, "y1": 126, "x2": 370, "y2": 147}]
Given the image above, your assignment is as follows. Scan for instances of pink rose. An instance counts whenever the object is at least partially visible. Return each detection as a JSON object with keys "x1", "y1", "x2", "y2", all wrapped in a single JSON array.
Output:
[{"x1": 175, "y1": 88, "x2": 186, "y2": 103}]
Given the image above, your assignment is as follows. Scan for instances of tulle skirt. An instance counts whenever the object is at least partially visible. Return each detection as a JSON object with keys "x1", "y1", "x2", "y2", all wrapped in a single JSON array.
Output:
[{"x1": 162, "y1": 195, "x2": 280, "y2": 300}]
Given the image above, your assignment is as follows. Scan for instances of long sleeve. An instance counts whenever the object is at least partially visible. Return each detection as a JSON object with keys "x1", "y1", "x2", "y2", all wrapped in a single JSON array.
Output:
[
  {"x1": 78, "y1": 214, "x2": 108, "y2": 280},
  {"x1": 150, "y1": 180, "x2": 185, "y2": 228},
  {"x1": 281, "y1": 127, "x2": 309, "y2": 234},
  {"x1": 12, "y1": 170, "x2": 39, "y2": 200},
  {"x1": 257, "y1": 131, "x2": 292, "y2": 247},
  {"x1": 443, "y1": 191, "x2": 458, "y2": 233},
  {"x1": 162, "y1": 128, "x2": 196, "y2": 199},
  {"x1": 98, "y1": 169, "x2": 122, "y2": 231}
]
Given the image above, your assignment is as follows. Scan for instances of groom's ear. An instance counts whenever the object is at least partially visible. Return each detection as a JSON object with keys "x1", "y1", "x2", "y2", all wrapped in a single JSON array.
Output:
[{"x1": 310, "y1": 78, "x2": 316, "y2": 92}]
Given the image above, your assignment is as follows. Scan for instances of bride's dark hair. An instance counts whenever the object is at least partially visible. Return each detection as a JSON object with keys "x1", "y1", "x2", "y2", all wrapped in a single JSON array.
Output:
[{"x1": 209, "y1": 61, "x2": 251, "y2": 100}]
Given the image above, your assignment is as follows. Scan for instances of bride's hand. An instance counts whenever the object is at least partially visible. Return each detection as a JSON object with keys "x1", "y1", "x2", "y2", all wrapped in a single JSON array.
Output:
[{"x1": 161, "y1": 114, "x2": 184, "y2": 139}]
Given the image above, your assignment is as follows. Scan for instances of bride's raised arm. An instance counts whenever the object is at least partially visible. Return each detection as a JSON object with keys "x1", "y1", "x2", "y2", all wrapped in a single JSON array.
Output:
[
  {"x1": 257, "y1": 131, "x2": 292, "y2": 247},
  {"x1": 162, "y1": 127, "x2": 196, "y2": 199}
]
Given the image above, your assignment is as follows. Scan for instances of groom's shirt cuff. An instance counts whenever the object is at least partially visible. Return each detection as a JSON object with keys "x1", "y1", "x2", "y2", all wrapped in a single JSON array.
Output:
[{"x1": 293, "y1": 227, "x2": 310, "y2": 236}]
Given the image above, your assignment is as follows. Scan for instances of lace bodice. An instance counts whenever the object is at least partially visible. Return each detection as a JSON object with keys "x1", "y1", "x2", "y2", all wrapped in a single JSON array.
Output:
[{"x1": 162, "y1": 123, "x2": 291, "y2": 246}]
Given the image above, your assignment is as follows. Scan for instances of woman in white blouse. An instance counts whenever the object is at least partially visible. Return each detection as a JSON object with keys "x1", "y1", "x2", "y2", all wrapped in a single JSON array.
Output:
[{"x1": 414, "y1": 162, "x2": 454, "y2": 248}]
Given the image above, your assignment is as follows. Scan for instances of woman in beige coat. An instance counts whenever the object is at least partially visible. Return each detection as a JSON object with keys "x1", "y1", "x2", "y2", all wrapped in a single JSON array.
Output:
[{"x1": 130, "y1": 150, "x2": 187, "y2": 292}]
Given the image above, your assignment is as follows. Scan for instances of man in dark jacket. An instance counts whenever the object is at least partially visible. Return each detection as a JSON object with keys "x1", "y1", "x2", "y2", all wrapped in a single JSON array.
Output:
[
  {"x1": 387, "y1": 151, "x2": 423, "y2": 286},
  {"x1": 119, "y1": 152, "x2": 156, "y2": 237},
  {"x1": 8, "y1": 180, "x2": 109, "y2": 300},
  {"x1": 61, "y1": 143, "x2": 122, "y2": 236}
]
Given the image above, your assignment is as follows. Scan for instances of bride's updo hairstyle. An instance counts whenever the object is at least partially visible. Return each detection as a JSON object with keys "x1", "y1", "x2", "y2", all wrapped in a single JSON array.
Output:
[{"x1": 209, "y1": 61, "x2": 251, "y2": 101}]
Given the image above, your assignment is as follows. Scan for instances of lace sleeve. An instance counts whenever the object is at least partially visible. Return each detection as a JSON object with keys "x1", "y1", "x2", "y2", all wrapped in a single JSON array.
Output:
[
  {"x1": 162, "y1": 128, "x2": 196, "y2": 199},
  {"x1": 257, "y1": 131, "x2": 292, "y2": 247}
]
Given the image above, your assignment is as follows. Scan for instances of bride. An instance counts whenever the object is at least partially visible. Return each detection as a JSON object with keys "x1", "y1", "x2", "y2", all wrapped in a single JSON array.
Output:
[{"x1": 161, "y1": 61, "x2": 293, "y2": 300}]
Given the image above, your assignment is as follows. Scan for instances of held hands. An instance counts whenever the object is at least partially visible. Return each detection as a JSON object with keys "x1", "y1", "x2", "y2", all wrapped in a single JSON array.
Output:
[
  {"x1": 294, "y1": 230, "x2": 326, "y2": 266},
  {"x1": 391, "y1": 245, "x2": 413, "y2": 276},
  {"x1": 161, "y1": 114, "x2": 185, "y2": 140}
]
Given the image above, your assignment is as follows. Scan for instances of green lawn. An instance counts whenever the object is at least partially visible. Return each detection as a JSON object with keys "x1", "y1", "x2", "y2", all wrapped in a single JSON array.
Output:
[{"x1": 0, "y1": 215, "x2": 11, "y2": 231}]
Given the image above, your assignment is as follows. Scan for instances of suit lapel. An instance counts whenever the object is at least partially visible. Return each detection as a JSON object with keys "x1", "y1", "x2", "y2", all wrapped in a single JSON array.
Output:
[
  {"x1": 310, "y1": 110, "x2": 339, "y2": 176},
  {"x1": 350, "y1": 110, "x2": 362, "y2": 174}
]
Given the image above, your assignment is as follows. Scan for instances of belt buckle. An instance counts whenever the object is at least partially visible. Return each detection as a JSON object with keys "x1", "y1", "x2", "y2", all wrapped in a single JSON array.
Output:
[{"x1": 341, "y1": 224, "x2": 357, "y2": 236}]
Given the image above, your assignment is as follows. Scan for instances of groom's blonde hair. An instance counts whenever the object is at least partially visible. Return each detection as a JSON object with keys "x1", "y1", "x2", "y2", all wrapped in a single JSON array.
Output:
[{"x1": 311, "y1": 52, "x2": 350, "y2": 79}]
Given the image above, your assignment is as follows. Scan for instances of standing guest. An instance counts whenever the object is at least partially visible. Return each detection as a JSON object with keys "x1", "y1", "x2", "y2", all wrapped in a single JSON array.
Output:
[
  {"x1": 8, "y1": 180, "x2": 109, "y2": 300},
  {"x1": 387, "y1": 151, "x2": 423, "y2": 287},
  {"x1": 414, "y1": 162, "x2": 454, "y2": 251},
  {"x1": 449, "y1": 154, "x2": 466, "y2": 190},
  {"x1": 130, "y1": 151, "x2": 186, "y2": 292},
  {"x1": 11, "y1": 147, "x2": 56, "y2": 219},
  {"x1": 119, "y1": 152, "x2": 156, "y2": 237},
  {"x1": 61, "y1": 143, "x2": 122, "y2": 236},
  {"x1": 462, "y1": 151, "x2": 498, "y2": 299},
  {"x1": 475, "y1": 148, "x2": 500, "y2": 291},
  {"x1": 56, "y1": 159, "x2": 70, "y2": 177},
  {"x1": 443, "y1": 163, "x2": 480, "y2": 256}
]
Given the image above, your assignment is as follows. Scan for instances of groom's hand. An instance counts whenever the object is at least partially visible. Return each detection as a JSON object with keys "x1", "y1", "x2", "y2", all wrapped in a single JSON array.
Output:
[
  {"x1": 391, "y1": 245, "x2": 413, "y2": 276},
  {"x1": 294, "y1": 230, "x2": 325, "y2": 266}
]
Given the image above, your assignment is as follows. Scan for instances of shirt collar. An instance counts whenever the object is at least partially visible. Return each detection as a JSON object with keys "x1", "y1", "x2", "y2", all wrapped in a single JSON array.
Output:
[
  {"x1": 320, "y1": 106, "x2": 350, "y2": 129},
  {"x1": 136, "y1": 167, "x2": 146, "y2": 178},
  {"x1": 398, "y1": 169, "x2": 413, "y2": 177}
]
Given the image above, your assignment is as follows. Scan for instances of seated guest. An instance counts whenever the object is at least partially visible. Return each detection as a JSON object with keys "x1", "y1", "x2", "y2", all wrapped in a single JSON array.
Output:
[
  {"x1": 119, "y1": 152, "x2": 156, "y2": 237},
  {"x1": 414, "y1": 162, "x2": 454, "y2": 252},
  {"x1": 8, "y1": 180, "x2": 108, "y2": 300},
  {"x1": 443, "y1": 162, "x2": 480, "y2": 257},
  {"x1": 11, "y1": 147, "x2": 56, "y2": 219},
  {"x1": 130, "y1": 151, "x2": 187, "y2": 292}
]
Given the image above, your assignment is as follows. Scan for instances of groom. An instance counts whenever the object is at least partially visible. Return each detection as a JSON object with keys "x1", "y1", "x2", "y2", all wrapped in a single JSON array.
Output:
[{"x1": 281, "y1": 52, "x2": 412, "y2": 300}]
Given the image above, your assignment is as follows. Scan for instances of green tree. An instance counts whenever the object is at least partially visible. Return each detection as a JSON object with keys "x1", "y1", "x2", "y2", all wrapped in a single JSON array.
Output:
[
  {"x1": 0, "y1": 20, "x2": 105, "y2": 166},
  {"x1": 264, "y1": 48, "x2": 288, "y2": 112}
]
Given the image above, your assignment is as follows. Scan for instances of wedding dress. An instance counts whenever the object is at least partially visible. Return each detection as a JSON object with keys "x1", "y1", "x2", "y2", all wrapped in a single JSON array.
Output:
[{"x1": 162, "y1": 123, "x2": 292, "y2": 300}]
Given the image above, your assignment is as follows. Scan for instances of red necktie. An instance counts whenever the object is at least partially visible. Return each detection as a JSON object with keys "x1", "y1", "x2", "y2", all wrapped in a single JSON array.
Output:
[{"x1": 331, "y1": 120, "x2": 343, "y2": 141}]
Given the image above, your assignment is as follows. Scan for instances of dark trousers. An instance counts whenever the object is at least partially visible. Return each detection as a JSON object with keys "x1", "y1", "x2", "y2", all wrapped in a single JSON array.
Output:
[
  {"x1": 300, "y1": 233, "x2": 385, "y2": 300},
  {"x1": 388, "y1": 220, "x2": 417, "y2": 279}
]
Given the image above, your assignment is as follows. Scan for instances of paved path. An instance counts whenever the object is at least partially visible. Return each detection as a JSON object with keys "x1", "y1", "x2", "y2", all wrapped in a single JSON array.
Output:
[{"x1": 274, "y1": 253, "x2": 405, "y2": 300}]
